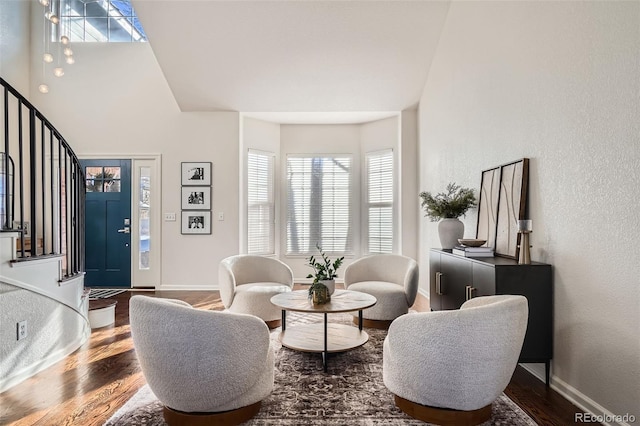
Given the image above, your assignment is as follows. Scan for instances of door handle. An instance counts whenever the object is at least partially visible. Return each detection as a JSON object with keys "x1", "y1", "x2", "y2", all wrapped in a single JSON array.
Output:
[{"x1": 117, "y1": 227, "x2": 130, "y2": 234}]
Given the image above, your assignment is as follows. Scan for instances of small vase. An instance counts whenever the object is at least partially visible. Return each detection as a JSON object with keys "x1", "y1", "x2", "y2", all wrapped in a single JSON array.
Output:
[
  {"x1": 438, "y1": 218, "x2": 464, "y2": 250},
  {"x1": 320, "y1": 279, "x2": 336, "y2": 295},
  {"x1": 311, "y1": 285, "x2": 330, "y2": 305}
]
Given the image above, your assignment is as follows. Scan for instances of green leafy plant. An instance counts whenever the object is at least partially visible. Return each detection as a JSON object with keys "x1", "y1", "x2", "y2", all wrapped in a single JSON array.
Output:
[
  {"x1": 419, "y1": 183, "x2": 477, "y2": 222},
  {"x1": 306, "y1": 244, "x2": 344, "y2": 298}
]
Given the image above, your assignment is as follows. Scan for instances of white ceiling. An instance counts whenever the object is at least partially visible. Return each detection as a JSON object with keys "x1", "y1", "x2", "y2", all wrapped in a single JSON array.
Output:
[{"x1": 132, "y1": 1, "x2": 450, "y2": 122}]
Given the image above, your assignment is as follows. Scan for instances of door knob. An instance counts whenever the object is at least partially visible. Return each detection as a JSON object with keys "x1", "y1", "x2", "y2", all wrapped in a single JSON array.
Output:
[{"x1": 117, "y1": 227, "x2": 130, "y2": 234}]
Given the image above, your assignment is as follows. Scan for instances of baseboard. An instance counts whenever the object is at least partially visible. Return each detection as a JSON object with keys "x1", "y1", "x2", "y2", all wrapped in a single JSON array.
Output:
[
  {"x1": 0, "y1": 327, "x2": 90, "y2": 393},
  {"x1": 520, "y1": 364, "x2": 635, "y2": 426},
  {"x1": 417, "y1": 287, "x2": 429, "y2": 299}
]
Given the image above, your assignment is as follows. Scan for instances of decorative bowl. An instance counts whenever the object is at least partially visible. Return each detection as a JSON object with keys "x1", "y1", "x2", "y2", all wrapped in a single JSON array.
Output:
[{"x1": 457, "y1": 239, "x2": 487, "y2": 247}]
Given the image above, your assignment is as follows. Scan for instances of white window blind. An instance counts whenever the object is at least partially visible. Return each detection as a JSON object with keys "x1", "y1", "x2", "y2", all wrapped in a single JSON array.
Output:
[
  {"x1": 247, "y1": 150, "x2": 275, "y2": 255},
  {"x1": 286, "y1": 156, "x2": 352, "y2": 255},
  {"x1": 367, "y1": 149, "x2": 393, "y2": 253}
]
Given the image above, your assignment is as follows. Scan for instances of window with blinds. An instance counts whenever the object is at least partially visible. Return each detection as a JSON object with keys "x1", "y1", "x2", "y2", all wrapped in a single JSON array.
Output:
[
  {"x1": 367, "y1": 149, "x2": 393, "y2": 253},
  {"x1": 247, "y1": 150, "x2": 275, "y2": 255},
  {"x1": 286, "y1": 156, "x2": 352, "y2": 255}
]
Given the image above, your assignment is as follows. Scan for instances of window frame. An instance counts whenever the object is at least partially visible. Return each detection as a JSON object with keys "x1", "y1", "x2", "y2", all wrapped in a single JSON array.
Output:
[
  {"x1": 246, "y1": 149, "x2": 276, "y2": 255},
  {"x1": 285, "y1": 154, "x2": 354, "y2": 257},
  {"x1": 365, "y1": 149, "x2": 394, "y2": 254},
  {"x1": 57, "y1": 0, "x2": 147, "y2": 43}
]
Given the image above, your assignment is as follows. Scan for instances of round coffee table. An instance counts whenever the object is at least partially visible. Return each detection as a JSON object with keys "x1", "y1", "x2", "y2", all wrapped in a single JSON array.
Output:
[{"x1": 270, "y1": 289, "x2": 376, "y2": 372}]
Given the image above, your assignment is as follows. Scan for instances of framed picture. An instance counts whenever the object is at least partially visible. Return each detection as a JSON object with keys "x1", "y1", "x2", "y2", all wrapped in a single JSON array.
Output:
[
  {"x1": 181, "y1": 211, "x2": 211, "y2": 235},
  {"x1": 494, "y1": 158, "x2": 529, "y2": 259},
  {"x1": 181, "y1": 162, "x2": 212, "y2": 186},
  {"x1": 476, "y1": 167, "x2": 501, "y2": 249},
  {"x1": 181, "y1": 186, "x2": 211, "y2": 210}
]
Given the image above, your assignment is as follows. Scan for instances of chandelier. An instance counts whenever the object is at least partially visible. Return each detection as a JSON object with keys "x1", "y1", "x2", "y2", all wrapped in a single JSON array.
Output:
[{"x1": 37, "y1": 0, "x2": 75, "y2": 94}]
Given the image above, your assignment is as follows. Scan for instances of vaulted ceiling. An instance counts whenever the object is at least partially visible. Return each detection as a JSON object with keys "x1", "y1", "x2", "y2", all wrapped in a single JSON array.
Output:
[{"x1": 132, "y1": 1, "x2": 450, "y2": 119}]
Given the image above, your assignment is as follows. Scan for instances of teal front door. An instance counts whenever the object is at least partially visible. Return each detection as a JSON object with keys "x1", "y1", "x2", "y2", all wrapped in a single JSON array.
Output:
[{"x1": 82, "y1": 159, "x2": 132, "y2": 287}]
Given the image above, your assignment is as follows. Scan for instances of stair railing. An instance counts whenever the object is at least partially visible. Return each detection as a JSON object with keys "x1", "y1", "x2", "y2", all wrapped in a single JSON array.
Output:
[{"x1": 1, "y1": 77, "x2": 85, "y2": 279}]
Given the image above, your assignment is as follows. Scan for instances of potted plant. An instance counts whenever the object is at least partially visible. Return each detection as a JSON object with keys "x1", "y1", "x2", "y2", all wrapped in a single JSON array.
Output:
[
  {"x1": 419, "y1": 183, "x2": 477, "y2": 249},
  {"x1": 306, "y1": 244, "x2": 344, "y2": 304}
]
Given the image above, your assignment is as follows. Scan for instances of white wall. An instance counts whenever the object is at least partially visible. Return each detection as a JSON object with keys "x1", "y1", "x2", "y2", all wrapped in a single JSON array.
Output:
[
  {"x1": 400, "y1": 109, "x2": 418, "y2": 261},
  {"x1": 418, "y1": 1, "x2": 639, "y2": 421},
  {"x1": 29, "y1": 41, "x2": 240, "y2": 289},
  {"x1": 0, "y1": 0, "x2": 30, "y2": 94}
]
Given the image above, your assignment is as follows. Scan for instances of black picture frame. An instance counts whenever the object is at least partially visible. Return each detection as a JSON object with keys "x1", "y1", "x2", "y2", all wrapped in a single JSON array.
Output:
[
  {"x1": 181, "y1": 186, "x2": 211, "y2": 210},
  {"x1": 476, "y1": 158, "x2": 529, "y2": 259},
  {"x1": 181, "y1": 211, "x2": 211, "y2": 235},
  {"x1": 181, "y1": 162, "x2": 212, "y2": 186}
]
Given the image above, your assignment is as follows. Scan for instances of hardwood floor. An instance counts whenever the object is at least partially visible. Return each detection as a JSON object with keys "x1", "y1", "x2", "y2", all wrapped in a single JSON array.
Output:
[{"x1": 0, "y1": 288, "x2": 587, "y2": 426}]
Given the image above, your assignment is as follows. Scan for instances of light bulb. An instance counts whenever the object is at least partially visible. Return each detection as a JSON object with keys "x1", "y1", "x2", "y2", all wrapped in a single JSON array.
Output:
[
  {"x1": 63, "y1": 47, "x2": 73, "y2": 56},
  {"x1": 53, "y1": 67, "x2": 64, "y2": 77},
  {"x1": 60, "y1": 35, "x2": 69, "y2": 45},
  {"x1": 43, "y1": 52, "x2": 53, "y2": 63},
  {"x1": 65, "y1": 56, "x2": 75, "y2": 65},
  {"x1": 39, "y1": 0, "x2": 49, "y2": 5},
  {"x1": 38, "y1": 84, "x2": 49, "y2": 94},
  {"x1": 47, "y1": 13, "x2": 59, "y2": 24}
]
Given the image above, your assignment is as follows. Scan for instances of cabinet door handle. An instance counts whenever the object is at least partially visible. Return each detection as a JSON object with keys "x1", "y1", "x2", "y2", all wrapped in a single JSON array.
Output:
[
  {"x1": 436, "y1": 272, "x2": 443, "y2": 295},
  {"x1": 465, "y1": 285, "x2": 476, "y2": 301}
]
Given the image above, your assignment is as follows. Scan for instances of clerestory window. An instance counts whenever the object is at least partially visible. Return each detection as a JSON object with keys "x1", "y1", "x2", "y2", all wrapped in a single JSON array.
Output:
[{"x1": 57, "y1": 0, "x2": 147, "y2": 42}]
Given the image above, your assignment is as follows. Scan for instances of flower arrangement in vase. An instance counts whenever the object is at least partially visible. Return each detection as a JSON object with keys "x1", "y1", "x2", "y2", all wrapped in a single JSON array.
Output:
[
  {"x1": 419, "y1": 183, "x2": 476, "y2": 250},
  {"x1": 306, "y1": 244, "x2": 344, "y2": 304}
]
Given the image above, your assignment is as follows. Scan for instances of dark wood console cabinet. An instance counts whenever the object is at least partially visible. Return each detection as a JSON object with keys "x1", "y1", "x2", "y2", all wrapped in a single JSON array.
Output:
[{"x1": 429, "y1": 249, "x2": 553, "y2": 385}]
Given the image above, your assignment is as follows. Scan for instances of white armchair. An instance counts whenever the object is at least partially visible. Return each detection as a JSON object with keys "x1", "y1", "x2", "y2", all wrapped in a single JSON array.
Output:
[
  {"x1": 129, "y1": 295, "x2": 274, "y2": 425},
  {"x1": 344, "y1": 254, "x2": 419, "y2": 328},
  {"x1": 383, "y1": 295, "x2": 529, "y2": 425},
  {"x1": 219, "y1": 255, "x2": 294, "y2": 328}
]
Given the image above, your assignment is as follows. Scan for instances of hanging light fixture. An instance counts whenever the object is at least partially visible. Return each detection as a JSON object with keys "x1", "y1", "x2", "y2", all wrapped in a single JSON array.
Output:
[
  {"x1": 45, "y1": 12, "x2": 59, "y2": 24},
  {"x1": 38, "y1": 0, "x2": 77, "y2": 94}
]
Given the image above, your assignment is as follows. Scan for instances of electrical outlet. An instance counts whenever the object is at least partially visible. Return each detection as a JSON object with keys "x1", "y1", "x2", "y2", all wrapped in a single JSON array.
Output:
[
  {"x1": 17, "y1": 321, "x2": 27, "y2": 340},
  {"x1": 164, "y1": 213, "x2": 176, "y2": 221}
]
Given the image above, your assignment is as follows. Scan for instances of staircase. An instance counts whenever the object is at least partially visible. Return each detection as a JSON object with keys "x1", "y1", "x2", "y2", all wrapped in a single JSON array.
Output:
[{"x1": 0, "y1": 77, "x2": 89, "y2": 392}]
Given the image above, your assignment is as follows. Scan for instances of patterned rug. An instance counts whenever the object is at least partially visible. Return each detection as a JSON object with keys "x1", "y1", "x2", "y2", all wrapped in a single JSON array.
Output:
[
  {"x1": 105, "y1": 312, "x2": 537, "y2": 425},
  {"x1": 88, "y1": 289, "x2": 127, "y2": 300}
]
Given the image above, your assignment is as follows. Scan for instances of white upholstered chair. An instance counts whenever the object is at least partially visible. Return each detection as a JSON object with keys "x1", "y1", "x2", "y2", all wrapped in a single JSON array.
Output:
[
  {"x1": 343, "y1": 254, "x2": 419, "y2": 328},
  {"x1": 219, "y1": 255, "x2": 294, "y2": 328},
  {"x1": 129, "y1": 295, "x2": 274, "y2": 425},
  {"x1": 383, "y1": 295, "x2": 529, "y2": 425}
]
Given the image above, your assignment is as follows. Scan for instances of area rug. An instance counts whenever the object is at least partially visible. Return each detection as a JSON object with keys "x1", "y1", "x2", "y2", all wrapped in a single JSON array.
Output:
[
  {"x1": 105, "y1": 313, "x2": 537, "y2": 425},
  {"x1": 88, "y1": 288, "x2": 126, "y2": 300}
]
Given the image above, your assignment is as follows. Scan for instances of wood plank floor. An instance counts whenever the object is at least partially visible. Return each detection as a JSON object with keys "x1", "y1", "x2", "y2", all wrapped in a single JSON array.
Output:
[{"x1": 0, "y1": 288, "x2": 587, "y2": 426}]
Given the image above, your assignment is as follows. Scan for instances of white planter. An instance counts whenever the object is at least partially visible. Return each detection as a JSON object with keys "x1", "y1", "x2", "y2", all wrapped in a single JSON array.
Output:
[
  {"x1": 438, "y1": 218, "x2": 464, "y2": 250},
  {"x1": 320, "y1": 279, "x2": 336, "y2": 295}
]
